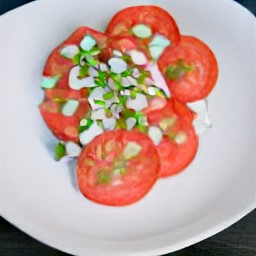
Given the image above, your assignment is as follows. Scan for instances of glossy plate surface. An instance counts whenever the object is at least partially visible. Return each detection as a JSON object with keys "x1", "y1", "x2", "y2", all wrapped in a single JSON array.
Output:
[{"x1": 0, "y1": 0, "x2": 255, "y2": 255}]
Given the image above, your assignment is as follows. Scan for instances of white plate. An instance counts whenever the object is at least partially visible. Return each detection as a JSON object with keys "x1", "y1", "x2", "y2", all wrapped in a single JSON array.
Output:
[{"x1": 0, "y1": 0, "x2": 255, "y2": 255}]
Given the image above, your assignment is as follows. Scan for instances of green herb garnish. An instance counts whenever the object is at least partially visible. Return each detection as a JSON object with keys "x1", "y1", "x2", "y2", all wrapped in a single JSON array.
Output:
[
  {"x1": 165, "y1": 59, "x2": 194, "y2": 80},
  {"x1": 55, "y1": 142, "x2": 66, "y2": 161},
  {"x1": 94, "y1": 99, "x2": 105, "y2": 106},
  {"x1": 78, "y1": 119, "x2": 94, "y2": 133},
  {"x1": 97, "y1": 170, "x2": 111, "y2": 184}
]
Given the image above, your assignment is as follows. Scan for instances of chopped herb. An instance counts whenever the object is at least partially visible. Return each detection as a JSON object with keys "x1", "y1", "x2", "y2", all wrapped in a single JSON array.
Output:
[
  {"x1": 95, "y1": 77, "x2": 106, "y2": 87},
  {"x1": 98, "y1": 71, "x2": 108, "y2": 80},
  {"x1": 73, "y1": 53, "x2": 82, "y2": 65},
  {"x1": 94, "y1": 99, "x2": 105, "y2": 106},
  {"x1": 97, "y1": 170, "x2": 111, "y2": 184},
  {"x1": 165, "y1": 59, "x2": 194, "y2": 80},
  {"x1": 130, "y1": 90, "x2": 137, "y2": 99},
  {"x1": 86, "y1": 56, "x2": 99, "y2": 67},
  {"x1": 103, "y1": 91, "x2": 115, "y2": 100},
  {"x1": 78, "y1": 118, "x2": 94, "y2": 133},
  {"x1": 79, "y1": 65, "x2": 89, "y2": 78},
  {"x1": 115, "y1": 118, "x2": 127, "y2": 129},
  {"x1": 121, "y1": 69, "x2": 133, "y2": 77},
  {"x1": 55, "y1": 142, "x2": 66, "y2": 161},
  {"x1": 104, "y1": 108, "x2": 112, "y2": 118}
]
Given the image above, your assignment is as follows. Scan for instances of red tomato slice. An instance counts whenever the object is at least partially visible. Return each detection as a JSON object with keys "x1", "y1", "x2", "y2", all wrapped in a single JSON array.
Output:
[
  {"x1": 106, "y1": 6, "x2": 180, "y2": 45},
  {"x1": 158, "y1": 36, "x2": 218, "y2": 102},
  {"x1": 77, "y1": 130, "x2": 160, "y2": 206},
  {"x1": 39, "y1": 99, "x2": 89, "y2": 142},
  {"x1": 147, "y1": 99, "x2": 198, "y2": 177},
  {"x1": 43, "y1": 27, "x2": 108, "y2": 90},
  {"x1": 45, "y1": 88, "x2": 88, "y2": 100}
]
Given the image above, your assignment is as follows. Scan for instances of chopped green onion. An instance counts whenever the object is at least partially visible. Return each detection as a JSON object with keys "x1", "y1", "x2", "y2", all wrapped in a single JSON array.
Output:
[
  {"x1": 79, "y1": 65, "x2": 89, "y2": 78},
  {"x1": 130, "y1": 90, "x2": 137, "y2": 99},
  {"x1": 97, "y1": 170, "x2": 111, "y2": 184},
  {"x1": 94, "y1": 77, "x2": 106, "y2": 87},
  {"x1": 121, "y1": 68, "x2": 133, "y2": 77},
  {"x1": 103, "y1": 91, "x2": 115, "y2": 100},
  {"x1": 165, "y1": 59, "x2": 194, "y2": 80},
  {"x1": 94, "y1": 99, "x2": 105, "y2": 106},
  {"x1": 78, "y1": 118, "x2": 94, "y2": 133},
  {"x1": 55, "y1": 142, "x2": 66, "y2": 161},
  {"x1": 72, "y1": 53, "x2": 82, "y2": 65}
]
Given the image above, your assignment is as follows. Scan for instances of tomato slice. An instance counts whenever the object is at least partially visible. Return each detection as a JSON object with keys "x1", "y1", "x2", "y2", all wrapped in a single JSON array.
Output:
[
  {"x1": 39, "y1": 98, "x2": 89, "y2": 142},
  {"x1": 158, "y1": 36, "x2": 218, "y2": 102},
  {"x1": 77, "y1": 130, "x2": 160, "y2": 206},
  {"x1": 43, "y1": 27, "x2": 108, "y2": 90},
  {"x1": 106, "y1": 6, "x2": 180, "y2": 45},
  {"x1": 146, "y1": 99, "x2": 198, "y2": 177}
]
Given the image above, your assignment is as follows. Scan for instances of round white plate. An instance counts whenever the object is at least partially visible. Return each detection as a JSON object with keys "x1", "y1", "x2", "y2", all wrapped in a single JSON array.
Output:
[{"x1": 1, "y1": 0, "x2": 255, "y2": 255}]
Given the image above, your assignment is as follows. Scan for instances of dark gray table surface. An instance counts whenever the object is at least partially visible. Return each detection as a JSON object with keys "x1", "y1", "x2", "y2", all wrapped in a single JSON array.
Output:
[{"x1": 1, "y1": 1, "x2": 255, "y2": 255}]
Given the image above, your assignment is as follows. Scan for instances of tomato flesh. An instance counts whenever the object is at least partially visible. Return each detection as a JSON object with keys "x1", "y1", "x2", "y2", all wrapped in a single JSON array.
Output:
[
  {"x1": 106, "y1": 6, "x2": 180, "y2": 44},
  {"x1": 77, "y1": 130, "x2": 160, "y2": 206},
  {"x1": 39, "y1": 98, "x2": 89, "y2": 142},
  {"x1": 147, "y1": 99, "x2": 199, "y2": 177},
  {"x1": 158, "y1": 36, "x2": 218, "y2": 102},
  {"x1": 43, "y1": 27, "x2": 107, "y2": 91}
]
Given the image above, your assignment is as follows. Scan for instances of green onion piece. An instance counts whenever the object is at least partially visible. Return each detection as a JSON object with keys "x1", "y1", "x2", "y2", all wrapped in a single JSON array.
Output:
[
  {"x1": 165, "y1": 59, "x2": 194, "y2": 80},
  {"x1": 97, "y1": 170, "x2": 111, "y2": 184},
  {"x1": 78, "y1": 118, "x2": 94, "y2": 133},
  {"x1": 121, "y1": 69, "x2": 133, "y2": 77},
  {"x1": 85, "y1": 56, "x2": 99, "y2": 67},
  {"x1": 55, "y1": 142, "x2": 66, "y2": 161},
  {"x1": 121, "y1": 54, "x2": 132, "y2": 64},
  {"x1": 130, "y1": 90, "x2": 137, "y2": 99},
  {"x1": 79, "y1": 65, "x2": 89, "y2": 78},
  {"x1": 103, "y1": 91, "x2": 115, "y2": 100},
  {"x1": 110, "y1": 73, "x2": 122, "y2": 89},
  {"x1": 94, "y1": 99, "x2": 105, "y2": 106},
  {"x1": 72, "y1": 53, "x2": 82, "y2": 65},
  {"x1": 104, "y1": 108, "x2": 112, "y2": 118},
  {"x1": 118, "y1": 95, "x2": 128, "y2": 106},
  {"x1": 98, "y1": 71, "x2": 108, "y2": 80},
  {"x1": 115, "y1": 119, "x2": 127, "y2": 129},
  {"x1": 94, "y1": 78, "x2": 106, "y2": 87}
]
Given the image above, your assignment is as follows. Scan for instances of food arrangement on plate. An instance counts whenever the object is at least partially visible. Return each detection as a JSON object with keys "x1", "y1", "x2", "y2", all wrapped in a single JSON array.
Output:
[{"x1": 39, "y1": 6, "x2": 218, "y2": 206}]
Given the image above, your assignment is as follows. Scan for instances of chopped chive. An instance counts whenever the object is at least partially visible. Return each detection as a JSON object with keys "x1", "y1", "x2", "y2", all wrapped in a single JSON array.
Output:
[
  {"x1": 115, "y1": 118, "x2": 127, "y2": 129},
  {"x1": 130, "y1": 90, "x2": 137, "y2": 99},
  {"x1": 78, "y1": 118, "x2": 94, "y2": 133},
  {"x1": 79, "y1": 65, "x2": 89, "y2": 78},
  {"x1": 98, "y1": 71, "x2": 108, "y2": 80},
  {"x1": 103, "y1": 91, "x2": 115, "y2": 100},
  {"x1": 97, "y1": 170, "x2": 111, "y2": 184},
  {"x1": 55, "y1": 142, "x2": 66, "y2": 161},
  {"x1": 165, "y1": 59, "x2": 194, "y2": 80},
  {"x1": 121, "y1": 69, "x2": 133, "y2": 77},
  {"x1": 72, "y1": 53, "x2": 82, "y2": 65},
  {"x1": 94, "y1": 78, "x2": 106, "y2": 87},
  {"x1": 94, "y1": 99, "x2": 105, "y2": 106},
  {"x1": 86, "y1": 56, "x2": 98, "y2": 67}
]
